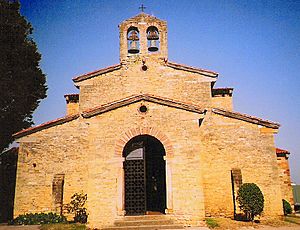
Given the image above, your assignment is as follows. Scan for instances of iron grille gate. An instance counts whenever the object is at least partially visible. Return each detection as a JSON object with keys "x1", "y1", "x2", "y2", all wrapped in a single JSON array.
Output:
[{"x1": 124, "y1": 159, "x2": 146, "y2": 215}]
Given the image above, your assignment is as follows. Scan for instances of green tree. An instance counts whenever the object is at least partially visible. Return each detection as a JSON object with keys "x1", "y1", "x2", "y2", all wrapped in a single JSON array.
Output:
[
  {"x1": 237, "y1": 183, "x2": 264, "y2": 221},
  {"x1": 0, "y1": 0, "x2": 47, "y2": 152}
]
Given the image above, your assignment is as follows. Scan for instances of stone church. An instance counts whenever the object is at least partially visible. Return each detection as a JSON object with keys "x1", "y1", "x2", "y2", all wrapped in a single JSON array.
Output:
[{"x1": 13, "y1": 13, "x2": 293, "y2": 229}]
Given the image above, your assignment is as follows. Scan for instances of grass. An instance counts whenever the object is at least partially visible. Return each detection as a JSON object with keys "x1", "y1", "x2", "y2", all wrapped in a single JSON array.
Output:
[
  {"x1": 205, "y1": 218, "x2": 219, "y2": 228},
  {"x1": 205, "y1": 215, "x2": 300, "y2": 229},
  {"x1": 40, "y1": 223, "x2": 86, "y2": 230},
  {"x1": 284, "y1": 214, "x2": 300, "y2": 225}
]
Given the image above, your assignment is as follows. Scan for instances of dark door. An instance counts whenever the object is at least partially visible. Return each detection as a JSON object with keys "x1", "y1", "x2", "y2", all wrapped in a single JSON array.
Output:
[
  {"x1": 146, "y1": 153, "x2": 166, "y2": 213},
  {"x1": 124, "y1": 146, "x2": 146, "y2": 215},
  {"x1": 123, "y1": 135, "x2": 166, "y2": 215}
]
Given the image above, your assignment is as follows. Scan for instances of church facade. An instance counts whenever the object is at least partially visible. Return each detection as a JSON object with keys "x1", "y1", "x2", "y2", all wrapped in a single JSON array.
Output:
[{"x1": 13, "y1": 13, "x2": 293, "y2": 228}]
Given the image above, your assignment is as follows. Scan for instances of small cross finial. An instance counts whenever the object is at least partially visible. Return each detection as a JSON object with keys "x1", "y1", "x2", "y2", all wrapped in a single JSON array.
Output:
[{"x1": 139, "y1": 4, "x2": 146, "y2": 12}]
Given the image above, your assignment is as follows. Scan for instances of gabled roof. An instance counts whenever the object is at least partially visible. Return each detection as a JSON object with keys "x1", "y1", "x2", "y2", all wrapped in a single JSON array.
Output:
[
  {"x1": 82, "y1": 94, "x2": 206, "y2": 118},
  {"x1": 13, "y1": 114, "x2": 80, "y2": 139},
  {"x1": 276, "y1": 148, "x2": 290, "y2": 154},
  {"x1": 276, "y1": 148, "x2": 290, "y2": 159},
  {"x1": 212, "y1": 108, "x2": 280, "y2": 129},
  {"x1": 72, "y1": 61, "x2": 218, "y2": 84},
  {"x1": 13, "y1": 95, "x2": 280, "y2": 139},
  {"x1": 119, "y1": 12, "x2": 166, "y2": 26},
  {"x1": 73, "y1": 64, "x2": 121, "y2": 83},
  {"x1": 13, "y1": 94, "x2": 206, "y2": 139},
  {"x1": 166, "y1": 61, "x2": 218, "y2": 78}
]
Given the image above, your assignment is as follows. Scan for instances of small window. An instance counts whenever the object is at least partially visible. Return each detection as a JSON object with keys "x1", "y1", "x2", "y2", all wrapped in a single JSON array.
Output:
[{"x1": 139, "y1": 105, "x2": 148, "y2": 113}]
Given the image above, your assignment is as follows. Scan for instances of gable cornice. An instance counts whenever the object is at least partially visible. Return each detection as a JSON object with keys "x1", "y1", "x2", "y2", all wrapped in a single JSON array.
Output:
[
  {"x1": 13, "y1": 114, "x2": 80, "y2": 139},
  {"x1": 166, "y1": 61, "x2": 218, "y2": 78},
  {"x1": 73, "y1": 64, "x2": 121, "y2": 83},
  {"x1": 212, "y1": 108, "x2": 280, "y2": 129},
  {"x1": 82, "y1": 94, "x2": 206, "y2": 118}
]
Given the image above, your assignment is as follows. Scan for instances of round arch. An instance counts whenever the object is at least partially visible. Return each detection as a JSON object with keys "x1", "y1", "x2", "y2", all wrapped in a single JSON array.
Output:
[
  {"x1": 115, "y1": 127, "x2": 173, "y2": 158},
  {"x1": 123, "y1": 134, "x2": 166, "y2": 215}
]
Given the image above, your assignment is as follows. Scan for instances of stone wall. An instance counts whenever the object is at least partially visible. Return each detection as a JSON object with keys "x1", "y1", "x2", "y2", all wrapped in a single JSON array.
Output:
[
  {"x1": 211, "y1": 96, "x2": 233, "y2": 111},
  {"x1": 14, "y1": 119, "x2": 88, "y2": 217},
  {"x1": 14, "y1": 101, "x2": 283, "y2": 228},
  {"x1": 277, "y1": 153, "x2": 294, "y2": 205},
  {"x1": 200, "y1": 111, "x2": 283, "y2": 217},
  {"x1": 77, "y1": 59, "x2": 214, "y2": 112},
  {"x1": 84, "y1": 101, "x2": 206, "y2": 228}
]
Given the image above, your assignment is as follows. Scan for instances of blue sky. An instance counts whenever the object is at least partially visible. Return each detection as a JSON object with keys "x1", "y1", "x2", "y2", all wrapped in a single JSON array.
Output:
[{"x1": 19, "y1": 0, "x2": 300, "y2": 183}]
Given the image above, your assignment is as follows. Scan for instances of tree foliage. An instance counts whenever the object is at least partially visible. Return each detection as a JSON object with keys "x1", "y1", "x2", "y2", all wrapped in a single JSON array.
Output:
[
  {"x1": 0, "y1": 0, "x2": 47, "y2": 152},
  {"x1": 237, "y1": 183, "x2": 264, "y2": 221},
  {"x1": 283, "y1": 199, "x2": 292, "y2": 215},
  {"x1": 10, "y1": 212, "x2": 66, "y2": 225}
]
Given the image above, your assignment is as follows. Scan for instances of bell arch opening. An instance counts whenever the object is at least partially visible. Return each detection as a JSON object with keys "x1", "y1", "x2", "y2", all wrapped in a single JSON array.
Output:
[
  {"x1": 123, "y1": 134, "x2": 166, "y2": 215},
  {"x1": 127, "y1": 27, "x2": 140, "y2": 54},
  {"x1": 147, "y1": 26, "x2": 159, "y2": 52}
]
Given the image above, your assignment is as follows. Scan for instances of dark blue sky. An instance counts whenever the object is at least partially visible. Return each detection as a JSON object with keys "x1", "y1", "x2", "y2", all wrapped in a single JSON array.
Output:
[{"x1": 19, "y1": 0, "x2": 300, "y2": 183}]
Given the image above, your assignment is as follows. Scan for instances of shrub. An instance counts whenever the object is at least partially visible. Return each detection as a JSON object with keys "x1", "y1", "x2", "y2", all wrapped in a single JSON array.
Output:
[
  {"x1": 237, "y1": 183, "x2": 264, "y2": 221},
  {"x1": 283, "y1": 199, "x2": 292, "y2": 215},
  {"x1": 64, "y1": 193, "x2": 88, "y2": 223},
  {"x1": 10, "y1": 212, "x2": 67, "y2": 225}
]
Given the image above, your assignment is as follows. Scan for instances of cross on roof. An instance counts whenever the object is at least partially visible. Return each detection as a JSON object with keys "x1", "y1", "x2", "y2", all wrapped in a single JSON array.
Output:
[{"x1": 139, "y1": 4, "x2": 146, "y2": 12}]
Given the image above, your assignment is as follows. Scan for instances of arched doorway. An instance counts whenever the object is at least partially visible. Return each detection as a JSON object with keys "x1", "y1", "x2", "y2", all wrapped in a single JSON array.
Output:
[{"x1": 123, "y1": 135, "x2": 166, "y2": 215}]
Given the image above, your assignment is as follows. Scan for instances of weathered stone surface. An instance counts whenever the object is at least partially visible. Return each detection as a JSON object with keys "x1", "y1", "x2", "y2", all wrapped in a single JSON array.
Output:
[
  {"x1": 276, "y1": 149, "x2": 294, "y2": 206},
  {"x1": 13, "y1": 12, "x2": 291, "y2": 229}
]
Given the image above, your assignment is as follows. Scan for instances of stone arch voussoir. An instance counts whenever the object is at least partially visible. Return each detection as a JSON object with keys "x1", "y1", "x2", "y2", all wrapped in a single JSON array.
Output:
[{"x1": 115, "y1": 127, "x2": 173, "y2": 157}]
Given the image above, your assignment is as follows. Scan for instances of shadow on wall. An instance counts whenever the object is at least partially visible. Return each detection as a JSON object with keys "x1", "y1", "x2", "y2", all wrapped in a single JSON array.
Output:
[{"x1": 0, "y1": 147, "x2": 18, "y2": 223}]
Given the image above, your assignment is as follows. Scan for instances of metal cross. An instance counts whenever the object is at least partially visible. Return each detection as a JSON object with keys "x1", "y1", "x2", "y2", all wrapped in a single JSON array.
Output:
[{"x1": 139, "y1": 4, "x2": 146, "y2": 12}]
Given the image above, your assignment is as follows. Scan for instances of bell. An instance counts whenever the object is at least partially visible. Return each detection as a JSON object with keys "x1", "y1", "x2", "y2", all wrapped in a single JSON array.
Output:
[
  {"x1": 148, "y1": 40, "x2": 158, "y2": 52},
  {"x1": 147, "y1": 30, "x2": 159, "y2": 40},
  {"x1": 128, "y1": 40, "x2": 139, "y2": 54}
]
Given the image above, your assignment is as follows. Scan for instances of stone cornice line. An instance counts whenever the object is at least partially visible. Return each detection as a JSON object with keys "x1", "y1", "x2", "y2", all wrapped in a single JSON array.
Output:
[
  {"x1": 72, "y1": 61, "x2": 218, "y2": 84},
  {"x1": 82, "y1": 94, "x2": 206, "y2": 118},
  {"x1": 212, "y1": 108, "x2": 280, "y2": 129},
  {"x1": 13, "y1": 114, "x2": 80, "y2": 139},
  {"x1": 166, "y1": 61, "x2": 218, "y2": 78},
  {"x1": 13, "y1": 96, "x2": 280, "y2": 139},
  {"x1": 72, "y1": 64, "x2": 122, "y2": 83}
]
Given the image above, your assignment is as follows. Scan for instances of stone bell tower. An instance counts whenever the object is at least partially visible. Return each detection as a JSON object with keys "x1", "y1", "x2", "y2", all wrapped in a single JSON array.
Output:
[{"x1": 119, "y1": 13, "x2": 168, "y2": 62}]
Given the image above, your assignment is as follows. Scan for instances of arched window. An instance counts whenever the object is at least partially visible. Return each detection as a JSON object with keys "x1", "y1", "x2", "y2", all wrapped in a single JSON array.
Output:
[
  {"x1": 127, "y1": 27, "x2": 140, "y2": 54},
  {"x1": 147, "y1": 26, "x2": 159, "y2": 52}
]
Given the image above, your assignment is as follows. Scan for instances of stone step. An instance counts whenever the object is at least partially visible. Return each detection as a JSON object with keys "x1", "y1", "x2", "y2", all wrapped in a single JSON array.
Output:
[
  {"x1": 102, "y1": 224, "x2": 184, "y2": 230},
  {"x1": 117, "y1": 215, "x2": 171, "y2": 221},
  {"x1": 114, "y1": 219, "x2": 174, "y2": 226}
]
